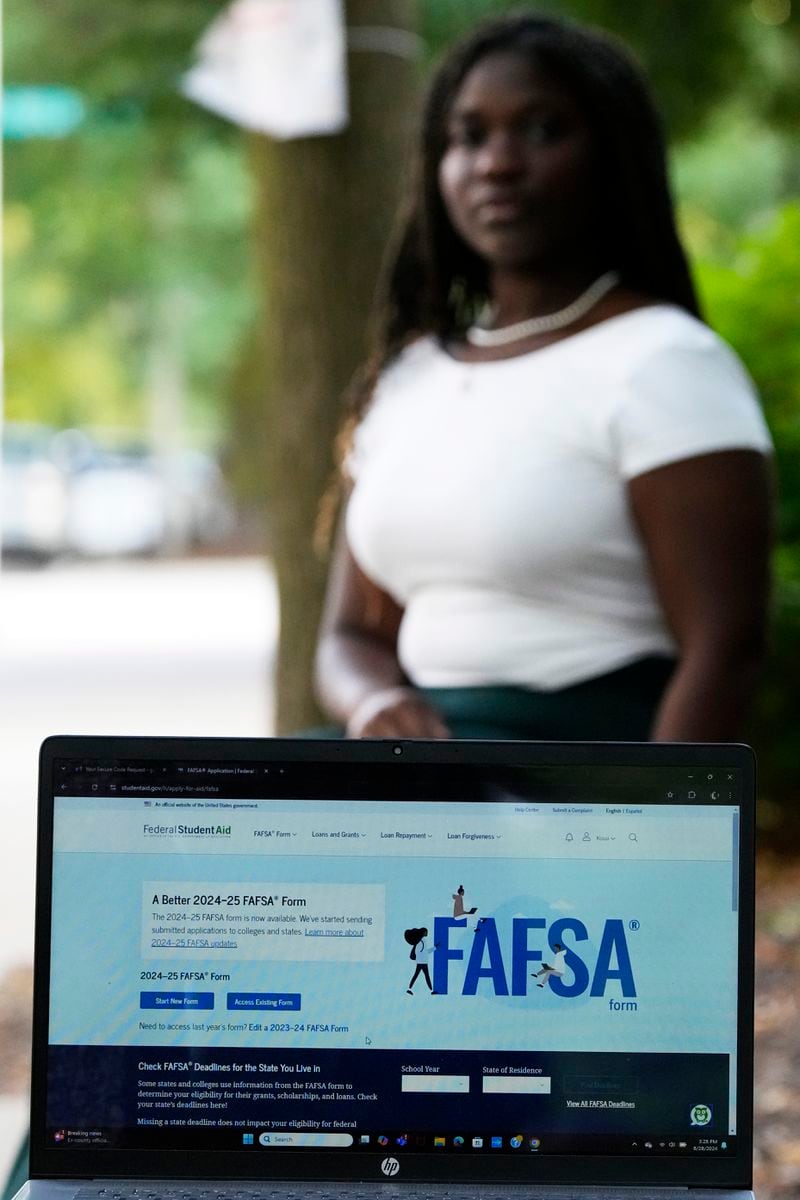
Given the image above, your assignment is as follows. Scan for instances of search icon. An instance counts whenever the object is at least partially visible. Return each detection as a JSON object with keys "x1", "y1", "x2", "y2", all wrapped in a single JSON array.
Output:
[{"x1": 628, "y1": 832, "x2": 638, "y2": 842}]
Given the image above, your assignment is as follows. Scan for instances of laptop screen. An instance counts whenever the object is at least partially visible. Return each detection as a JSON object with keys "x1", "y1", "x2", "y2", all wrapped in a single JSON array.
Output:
[{"x1": 33, "y1": 738, "x2": 753, "y2": 1187}]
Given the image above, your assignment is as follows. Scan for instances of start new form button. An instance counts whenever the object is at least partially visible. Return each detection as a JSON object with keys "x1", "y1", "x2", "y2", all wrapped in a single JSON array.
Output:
[
  {"x1": 140, "y1": 992, "x2": 214, "y2": 1010},
  {"x1": 227, "y1": 993, "x2": 301, "y2": 1011}
]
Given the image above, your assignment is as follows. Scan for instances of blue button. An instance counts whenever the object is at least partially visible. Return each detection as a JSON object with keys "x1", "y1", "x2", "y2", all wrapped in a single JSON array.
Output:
[
  {"x1": 140, "y1": 991, "x2": 214, "y2": 1010},
  {"x1": 227, "y1": 992, "x2": 301, "y2": 1011}
]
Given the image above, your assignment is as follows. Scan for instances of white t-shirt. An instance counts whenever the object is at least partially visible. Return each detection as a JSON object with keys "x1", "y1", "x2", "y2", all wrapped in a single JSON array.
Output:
[
  {"x1": 550, "y1": 949, "x2": 566, "y2": 975},
  {"x1": 346, "y1": 306, "x2": 772, "y2": 691},
  {"x1": 414, "y1": 938, "x2": 432, "y2": 964}
]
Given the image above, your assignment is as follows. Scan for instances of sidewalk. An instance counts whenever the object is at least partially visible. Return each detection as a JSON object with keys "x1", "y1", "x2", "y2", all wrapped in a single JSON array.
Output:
[{"x1": 0, "y1": 555, "x2": 276, "y2": 975}]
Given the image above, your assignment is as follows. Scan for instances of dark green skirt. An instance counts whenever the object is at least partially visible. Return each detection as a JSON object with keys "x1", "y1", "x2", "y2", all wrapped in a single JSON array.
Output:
[
  {"x1": 418, "y1": 656, "x2": 675, "y2": 741},
  {"x1": 300, "y1": 656, "x2": 675, "y2": 741}
]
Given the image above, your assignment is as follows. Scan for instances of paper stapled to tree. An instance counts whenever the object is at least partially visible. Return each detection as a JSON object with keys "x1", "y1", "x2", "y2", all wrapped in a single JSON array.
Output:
[{"x1": 182, "y1": 0, "x2": 348, "y2": 139}]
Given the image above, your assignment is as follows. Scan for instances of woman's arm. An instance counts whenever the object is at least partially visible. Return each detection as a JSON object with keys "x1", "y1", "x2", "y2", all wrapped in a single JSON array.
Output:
[
  {"x1": 314, "y1": 517, "x2": 451, "y2": 738},
  {"x1": 628, "y1": 449, "x2": 774, "y2": 741}
]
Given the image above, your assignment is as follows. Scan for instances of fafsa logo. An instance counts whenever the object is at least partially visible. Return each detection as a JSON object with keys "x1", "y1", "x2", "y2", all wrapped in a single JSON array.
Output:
[{"x1": 431, "y1": 916, "x2": 636, "y2": 997}]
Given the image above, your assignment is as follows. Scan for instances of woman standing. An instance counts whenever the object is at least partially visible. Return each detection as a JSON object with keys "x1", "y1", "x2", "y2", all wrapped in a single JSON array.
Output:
[{"x1": 315, "y1": 11, "x2": 773, "y2": 743}]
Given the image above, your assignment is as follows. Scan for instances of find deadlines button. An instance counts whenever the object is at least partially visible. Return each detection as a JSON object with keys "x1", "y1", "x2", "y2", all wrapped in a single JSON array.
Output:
[
  {"x1": 227, "y1": 993, "x2": 301, "y2": 1012},
  {"x1": 140, "y1": 992, "x2": 214, "y2": 1010}
]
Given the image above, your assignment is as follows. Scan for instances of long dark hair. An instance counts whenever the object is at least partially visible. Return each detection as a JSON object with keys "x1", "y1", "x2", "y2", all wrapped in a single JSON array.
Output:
[{"x1": 318, "y1": 9, "x2": 701, "y2": 543}]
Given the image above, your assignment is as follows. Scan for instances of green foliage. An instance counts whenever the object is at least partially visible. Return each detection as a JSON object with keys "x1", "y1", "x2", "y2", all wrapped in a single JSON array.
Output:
[
  {"x1": 4, "y1": 0, "x2": 255, "y2": 437},
  {"x1": 673, "y1": 104, "x2": 788, "y2": 238},
  {"x1": 4, "y1": 0, "x2": 219, "y2": 115},
  {"x1": 693, "y1": 206, "x2": 800, "y2": 839},
  {"x1": 736, "y1": 4, "x2": 800, "y2": 138},
  {"x1": 694, "y1": 206, "x2": 800, "y2": 545}
]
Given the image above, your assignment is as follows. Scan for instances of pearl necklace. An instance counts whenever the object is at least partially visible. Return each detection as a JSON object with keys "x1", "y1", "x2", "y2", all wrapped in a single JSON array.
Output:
[{"x1": 466, "y1": 270, "x2": 621, "y2": 347}]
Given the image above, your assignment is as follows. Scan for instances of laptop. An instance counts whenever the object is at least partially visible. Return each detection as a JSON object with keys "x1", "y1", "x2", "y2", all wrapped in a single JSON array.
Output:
[{"x1": 18, "y1": 735, "x2": 755, "y2": 1200}]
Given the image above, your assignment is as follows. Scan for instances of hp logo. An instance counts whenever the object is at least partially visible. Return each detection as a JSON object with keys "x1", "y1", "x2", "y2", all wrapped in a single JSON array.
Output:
[{"x1": 380, "y1": 1157, "x2": 400, "y2": 1177}]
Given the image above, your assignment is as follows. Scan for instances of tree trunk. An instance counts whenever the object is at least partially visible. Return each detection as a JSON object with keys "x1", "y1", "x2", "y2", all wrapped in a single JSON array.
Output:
[{"x1": 250, "y1": 0, "x2": 419, "y2": 734}]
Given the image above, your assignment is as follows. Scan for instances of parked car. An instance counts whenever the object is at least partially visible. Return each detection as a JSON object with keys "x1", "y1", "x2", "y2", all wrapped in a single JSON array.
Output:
[
  {"x1": 65, "y1": 443, "x2": 236, "y2": 557},
  {"x1": 2, "y1": 422, "x2": 237, "y2": 561},
  {"x1": 1, "y1": 423, "x2": 69, "y2": 560},
  {"x1": 64, "y1": 447, "x2": 169, "y2": 557}
]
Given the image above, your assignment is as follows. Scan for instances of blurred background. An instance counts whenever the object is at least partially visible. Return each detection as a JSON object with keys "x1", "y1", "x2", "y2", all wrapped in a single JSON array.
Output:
[{"x1": 2, "y1": 0, "x2": 800, "y2": 1194}]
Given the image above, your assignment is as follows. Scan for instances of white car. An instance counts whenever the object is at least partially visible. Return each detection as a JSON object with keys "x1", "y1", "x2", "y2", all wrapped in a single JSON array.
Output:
[
  {"x1": 3, "y1": 423, "x2": 237, "y2": 560},
  {"x1": 65, "y1": 445, "x2": 236, "y2": 558},
  {"x1": 1, "y1": 424, "x2": 69, "y2": 560},
  {"x1": 65, "y1": 451, "x2": 169, "y2": 557}
]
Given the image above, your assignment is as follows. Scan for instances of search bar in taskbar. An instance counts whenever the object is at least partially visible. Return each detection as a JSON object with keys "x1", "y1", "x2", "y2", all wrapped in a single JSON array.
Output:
[{"x1": 258, "y1": 1131, "x2": 353, "y2": 1148}]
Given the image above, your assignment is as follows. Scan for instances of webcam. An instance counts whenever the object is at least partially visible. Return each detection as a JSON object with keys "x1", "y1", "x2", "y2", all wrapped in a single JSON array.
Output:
[{"x1": 392, "y1": 745, "x2": 403, "y2": 756}]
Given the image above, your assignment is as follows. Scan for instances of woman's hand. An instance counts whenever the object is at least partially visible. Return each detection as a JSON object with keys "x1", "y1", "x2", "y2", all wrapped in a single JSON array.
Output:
[{"x1": 346, "y1": 686, "x2": 451, "y2": 739}]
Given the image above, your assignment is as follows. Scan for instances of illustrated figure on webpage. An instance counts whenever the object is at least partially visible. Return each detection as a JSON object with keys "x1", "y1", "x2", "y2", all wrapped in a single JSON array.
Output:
[
  {"x1": 532, "y1": 943, "x2": 566, "y2": 988},
  {"x1": 452, "y1": 884, "x2": 478, "y2": 918},
  {"x1": 404, "y1": 926, "x2": 437, "y2": 995}
]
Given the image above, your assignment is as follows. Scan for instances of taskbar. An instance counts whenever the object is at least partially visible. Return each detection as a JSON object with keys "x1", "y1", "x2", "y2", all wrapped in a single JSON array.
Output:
[{"x1": 46, "y1": 1127, "x2": 737, "y2": 1157}]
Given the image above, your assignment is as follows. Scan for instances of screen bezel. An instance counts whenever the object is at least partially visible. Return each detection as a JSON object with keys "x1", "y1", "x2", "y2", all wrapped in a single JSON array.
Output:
[{"x1": 30, "y1": 735, "x2": 755, "y2": 1188}]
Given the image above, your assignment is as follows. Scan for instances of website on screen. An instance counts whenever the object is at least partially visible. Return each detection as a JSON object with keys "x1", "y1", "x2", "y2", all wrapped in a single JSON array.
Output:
[{"x1": 45, "y1": 764, "x2": 741, "y2": 1160}]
